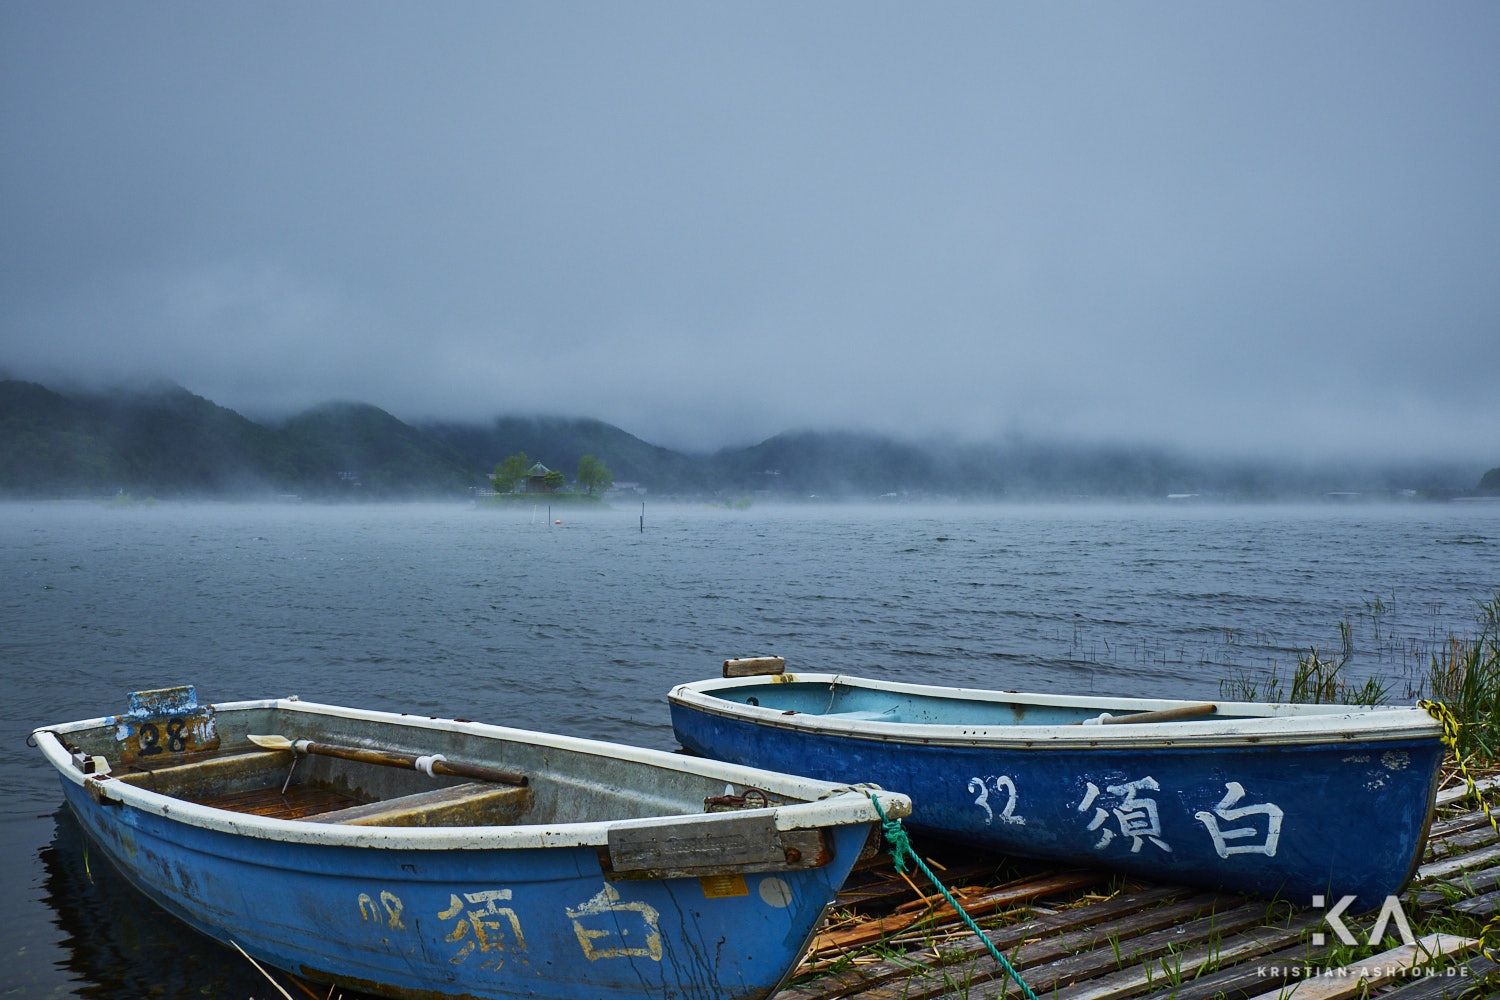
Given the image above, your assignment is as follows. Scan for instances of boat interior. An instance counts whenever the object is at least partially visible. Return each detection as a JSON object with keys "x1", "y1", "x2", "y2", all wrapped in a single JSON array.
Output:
[
  {"x1": 111, "y1": 748, "x2": 535, "y2": 827},
  {"x1": 51, "y1": 702, "x2": 794, "y2": 830},
  {"x1": 713, "y1": 679, "x2": 1294, "y2": 726}
]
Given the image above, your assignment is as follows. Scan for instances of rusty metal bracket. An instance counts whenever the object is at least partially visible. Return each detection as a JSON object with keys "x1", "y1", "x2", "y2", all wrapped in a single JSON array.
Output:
[{"x1": 85, "y1": 774, "x2": 120, "y2": 807}]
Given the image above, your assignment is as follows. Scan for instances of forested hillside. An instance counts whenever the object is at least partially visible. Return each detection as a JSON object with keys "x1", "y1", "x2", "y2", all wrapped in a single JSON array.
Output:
[{"x1": 0, "y1": 377, "x2": 1490, "y2": 501}]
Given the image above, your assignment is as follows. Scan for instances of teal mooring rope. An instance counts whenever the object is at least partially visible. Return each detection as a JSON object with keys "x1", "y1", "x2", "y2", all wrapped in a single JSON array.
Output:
[{"x1": 867, "y1": 795, "x2": 1041, "y2": 1000}]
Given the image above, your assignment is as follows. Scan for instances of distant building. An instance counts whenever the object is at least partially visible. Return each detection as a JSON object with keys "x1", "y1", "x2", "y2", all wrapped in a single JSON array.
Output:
[
  {"x1": 526, "y1": 463, "x2": 557, "y2": 493},
  {"x1": 607, "y1": 481, "x2": 646, "y2": 496}
]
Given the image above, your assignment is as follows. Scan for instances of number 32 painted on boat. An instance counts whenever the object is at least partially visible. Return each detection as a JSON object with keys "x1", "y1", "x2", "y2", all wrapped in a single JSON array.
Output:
[{"x1": 968, "y1": 775, "x2": 1026, "y2": 825}]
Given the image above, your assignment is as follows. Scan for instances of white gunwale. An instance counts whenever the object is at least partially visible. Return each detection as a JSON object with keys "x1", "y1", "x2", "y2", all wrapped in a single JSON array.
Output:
[
  {"x1": 34, "y1": 697, "x2": 909, "y2": 850},
  {"x1": 668, "y1": 673, "x2": 1443, "y2": 750}
]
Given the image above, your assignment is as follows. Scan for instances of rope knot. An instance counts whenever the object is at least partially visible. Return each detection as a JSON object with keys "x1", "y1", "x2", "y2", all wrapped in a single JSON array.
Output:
[{"x1": 869, "y1": 795, "x2": 914, "y2": 873}]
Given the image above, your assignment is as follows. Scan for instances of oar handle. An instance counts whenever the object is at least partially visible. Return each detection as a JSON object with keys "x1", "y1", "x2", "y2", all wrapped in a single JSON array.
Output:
[
  {"x1": 1091, "y1": 703, "x2": 1218, "y2": 725},
  {"x1": 428, "y1": 757, "x2": 529, "y2": 787},
  {"x1": 298, "y1": 741, "x2": 528, "y2": 787}
]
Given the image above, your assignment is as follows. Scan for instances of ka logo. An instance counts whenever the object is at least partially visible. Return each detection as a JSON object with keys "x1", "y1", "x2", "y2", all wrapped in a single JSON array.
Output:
[{"x1": 1311, "y1": 895, "x2": 1415, "y2": 947}]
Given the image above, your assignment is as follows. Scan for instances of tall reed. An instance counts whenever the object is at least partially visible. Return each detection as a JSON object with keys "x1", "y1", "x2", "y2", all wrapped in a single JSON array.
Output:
[
  {"x1": 1219, "y1": 619, "x2": 1392, "y2": 707},
  {"x1": 1426, "y1": 594, "x2": 1500, "y2": 763}
]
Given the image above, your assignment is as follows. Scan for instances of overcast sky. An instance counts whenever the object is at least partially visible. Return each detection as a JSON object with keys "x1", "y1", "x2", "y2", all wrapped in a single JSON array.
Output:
[{"x1": 2, "y1": 3, "x2": 1496, "y2": 457}]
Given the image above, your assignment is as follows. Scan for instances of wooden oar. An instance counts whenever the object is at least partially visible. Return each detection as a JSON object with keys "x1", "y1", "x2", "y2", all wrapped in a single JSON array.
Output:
[
  {"x1": 248, "y1": 734, "x2": 527, "y2": 786},
  {"x1": 1070, "y1": 703, "x2": 1217, "y2": 726}
]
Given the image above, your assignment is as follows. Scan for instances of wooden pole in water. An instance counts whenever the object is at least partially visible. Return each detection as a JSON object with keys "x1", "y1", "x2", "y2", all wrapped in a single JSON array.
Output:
[{"x1": 640, "y1": 501, "x2": 645, "y2": 533}]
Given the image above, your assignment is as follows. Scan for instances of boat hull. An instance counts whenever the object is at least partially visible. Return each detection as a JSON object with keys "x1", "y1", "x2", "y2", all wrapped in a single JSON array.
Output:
[
  {"x1": 61, "y1": 776, "x2": 865, "y2": 1000},
  {"x1": 671, "y1": 692, "x2": 1444, "y2": 912},
  {"x1": 37, "y1": 693, "x2": 905, "y2": 1000}
]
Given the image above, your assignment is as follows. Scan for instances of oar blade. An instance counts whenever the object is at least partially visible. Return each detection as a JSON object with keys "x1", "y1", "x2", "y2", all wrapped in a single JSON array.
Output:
[{"x1": 247, "y1": 733, "x2": 295, "y2": 750}]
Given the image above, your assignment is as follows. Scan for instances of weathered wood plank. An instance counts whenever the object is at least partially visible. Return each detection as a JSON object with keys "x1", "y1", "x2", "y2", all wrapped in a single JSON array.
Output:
[
  {"x1": 116, "y1": 748, "x2": 291, "y2": 794},
  {"x1": 784, "y1": 887, "x2": 1189, "y2": 1000},
  {"x1": 1429, "y1": 807, "x2": 1500, "y2": 840},
  {"x1": 1436, "y1": 776, "x2": 1500, "y2": 808},
  {"x1": 1407, "y1": 864, "x2": 1500, "y2": 910},
  {"x1": 309, "y1": 782, "x2": 531, "y2": 827},
  {"x1": 1419, "y1": 843, "x2": 1500, "y2": 881},
  {"x1": 1374, "y1": 955, "x2": 1498, "y2": 1000},
  {"x1": 122, "y1": 742, "x2": 258, "y2": 770},
  {"x1": 1136, "y1": 938, "x2": 1327, "y2": 1000},
  {"x1": 807, "y1": 870, "x2": 1102, "y2": 955},
  {"x1": 1238, "y1": 933, "x2": 1478, "y2": 1000},
  {"x1": 1427, "y1": 824, "x2": 1500, "y2": 859},
  {"x1": 844, "y1": 895, "x2": 1254, "y2": 1000},
  {"x1": 955, "y1": 904, "x2": 1270, "y2": 1000},
  {"x1": 723, "y1": 656, "x2": 785, "y2": 677},
  {"x1": 1452, "y1": 888, "x2": 1500, "y2": 919},
  {"x1": 606, "y1": 813, "x2": 830, "y2": 879},
  {"x1": 833, "y1": 857, "x2": 1015, "y2": 912},
  {"x1": 1053, "y1": 913, "x2": 1322, "y2": 1000}
]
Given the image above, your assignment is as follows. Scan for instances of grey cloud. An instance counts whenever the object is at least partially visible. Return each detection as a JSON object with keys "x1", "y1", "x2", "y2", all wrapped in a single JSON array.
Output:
[{"x1": 3, "y1": 2, "x2": 1497, "y2": 457}]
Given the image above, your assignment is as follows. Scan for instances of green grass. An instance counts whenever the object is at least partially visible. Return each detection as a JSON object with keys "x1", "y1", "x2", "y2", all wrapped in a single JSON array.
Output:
[
  {"x1": 1220, "y1": 592, "x2": 1500, "y2": 723},
  {"x1": 1219, "y1": 631, "x2": 1393, "y2": 707},
  {"x1": 1425, "y1": 594, "x2": 1500, "y2": 763}
]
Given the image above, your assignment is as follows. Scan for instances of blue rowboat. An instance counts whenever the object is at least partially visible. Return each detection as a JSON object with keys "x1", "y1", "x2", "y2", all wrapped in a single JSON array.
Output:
[
  {"x1": 669, "y1": 666, "x2": 1446, "y2": 912},
  {"x1": 33, "y1": 686, "x2": 910, "y2": 1000}
]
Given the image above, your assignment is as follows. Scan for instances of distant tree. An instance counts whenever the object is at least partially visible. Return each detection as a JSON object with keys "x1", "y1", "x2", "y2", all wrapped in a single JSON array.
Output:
[
  {"x1": 491, "y1": 452, "x2": 530, "y2": 493},
  {"x1": 1479, "y1": 467, "x2": 1500, "y2": 496},
  {"x1": 542, "y1": 469, "x2": 565, "y2": 491},
  {"x1": 576, "y1": 454, "x2": 614, "y2": 495}
]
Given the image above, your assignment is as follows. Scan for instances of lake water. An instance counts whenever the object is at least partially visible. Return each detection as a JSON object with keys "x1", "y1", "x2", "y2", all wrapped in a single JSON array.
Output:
[{"x1": 3, "y1": 500, "x2": 1498, "y2": 996}]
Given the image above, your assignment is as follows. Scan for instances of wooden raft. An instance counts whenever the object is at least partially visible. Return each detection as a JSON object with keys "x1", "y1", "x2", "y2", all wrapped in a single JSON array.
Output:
[{"x1": 784, "y1": 776, "x2": 1500, "y2": 1000}]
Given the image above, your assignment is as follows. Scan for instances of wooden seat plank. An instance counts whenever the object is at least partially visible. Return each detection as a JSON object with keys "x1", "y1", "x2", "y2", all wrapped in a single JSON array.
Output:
[
  {"x1": 309, "y1": 781, "x2": 532, "y2": 828},
  {"x1": 114, "y1": 748, "x2": 292, "y2": 794}
]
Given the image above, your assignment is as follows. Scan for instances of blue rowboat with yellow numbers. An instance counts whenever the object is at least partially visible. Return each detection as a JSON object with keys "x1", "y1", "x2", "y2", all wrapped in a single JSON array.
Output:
[
  {"x1": 669, "y1": 659, "x2": 1447, "y2": 912},
  {"x1": 33, "y1": 686, "x2": 909, "y2": 1000}
]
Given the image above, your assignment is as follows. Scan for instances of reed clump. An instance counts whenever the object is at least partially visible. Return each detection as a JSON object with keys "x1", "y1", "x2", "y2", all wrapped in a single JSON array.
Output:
[
  {"x1": 1219, "y1": 634, "x2": 1392, "y2": 708},
  {"x1": 1220, "y1": 594, "x2": 1500, "y2": 762},
  {"x1": 1425, "y1": 594, "x2": 1500, "y2": 765}
]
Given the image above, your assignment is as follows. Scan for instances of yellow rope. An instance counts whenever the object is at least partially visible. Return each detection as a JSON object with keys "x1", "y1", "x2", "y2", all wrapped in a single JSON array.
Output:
[
  {"x1": 1419, "y1": 699, "x2": 1499, "y2": 838},
  {"x1": 1420, "y1": 699, "x2": 1500, "y2": 960},
  {"x1": 1484, "y1": 916, "x2": 1500, "y2": 963}
]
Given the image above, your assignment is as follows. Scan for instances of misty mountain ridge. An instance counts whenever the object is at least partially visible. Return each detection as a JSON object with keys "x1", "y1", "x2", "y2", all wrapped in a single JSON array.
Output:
[
  {"x1": 279, "y1": 402, "x2": 477, "y2": 494},
  {"x1": 0, "y1": 376, "x2": 1494, "y2": 500}
]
